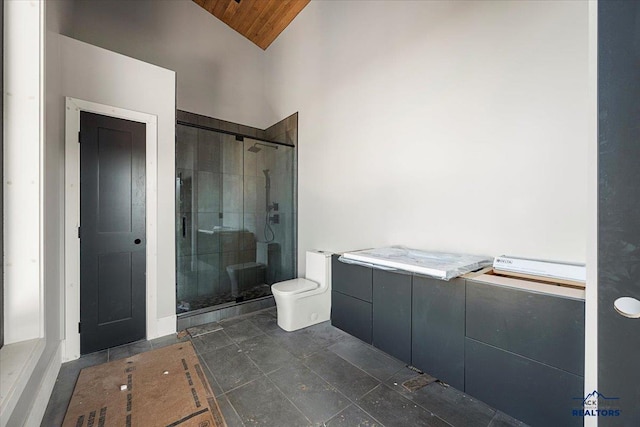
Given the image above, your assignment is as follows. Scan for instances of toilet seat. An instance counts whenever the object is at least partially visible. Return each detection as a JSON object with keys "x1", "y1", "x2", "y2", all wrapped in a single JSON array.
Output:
[{"x1": 272, "y1": 278, "x2": 318, "y2": 295}]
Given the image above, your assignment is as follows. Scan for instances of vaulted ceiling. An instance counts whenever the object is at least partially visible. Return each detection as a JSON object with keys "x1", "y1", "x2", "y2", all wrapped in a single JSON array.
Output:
[{"x1": 193, "y1": 0, "x2": 311, "y2": 50}]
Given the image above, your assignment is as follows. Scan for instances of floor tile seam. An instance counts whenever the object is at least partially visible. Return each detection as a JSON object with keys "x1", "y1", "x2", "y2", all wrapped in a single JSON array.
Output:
[
  {"x1": 382, "y1": 374, "x2": 499, "y2": 425},
  {"x1": 323, "y1": 348, "x2": 391, "y2": 383},
  {"x1": 279, "y1": 360, "x2": 355, "y2": 411},
  {"x1": 318, "y1": 401, "x2": 361, "y2": 426},
  {"x1": 303, "y1": 361, "x2": 382, "y2": 406},
  {"x1": 219, "y1": 395, "x2": 248, "y2": 427},
  {"x1": 193, "y1": 337, "x2": 238, "y2": 357},
  {"x1": 326, "y1": 347, "x2": 404, "y2": 382},
  {"x1": 197, "y1": 342, "x2": 245, "y2": 393},
  {"x1": 228, "y1": 329, "x2": 267, "y2": 345},
  {"x1": 347, "y1": 398, "x2": 388, "y2": 427},
  {"x1": 301, "y1": 356, "x2": 383, "y2": 399},
  {"x1": 200, "y1": 360, "x2": 225, "y2": 399},
  {"x1": 246, "y1": 317, "x2": 277, "y2": 334},
  {"x1": 387, "y1": 385, "x2": 446, "y2": 418},
  {"x1": 238, "y1": 341, "x2": 275, "y2": 376},
  {"x1": 218, "y1": 373, "x2": 268, "y2": 396},
  {"x1": 376, "y1": 382, "x2": 456, "y2": 427},
  {"x1": 262, "y1": 374, "x2": 315, "y2": 427}
]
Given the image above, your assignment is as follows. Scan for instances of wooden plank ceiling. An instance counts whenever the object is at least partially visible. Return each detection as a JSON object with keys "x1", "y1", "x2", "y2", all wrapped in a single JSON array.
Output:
[{"x1": 193, "y1": 0, "x2": 311, "y2": 50}]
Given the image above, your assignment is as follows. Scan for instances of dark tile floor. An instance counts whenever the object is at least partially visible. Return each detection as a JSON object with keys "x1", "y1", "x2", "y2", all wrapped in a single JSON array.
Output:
[{"x1": 41, "y1": 308, "x2": 528, "y2": 427}]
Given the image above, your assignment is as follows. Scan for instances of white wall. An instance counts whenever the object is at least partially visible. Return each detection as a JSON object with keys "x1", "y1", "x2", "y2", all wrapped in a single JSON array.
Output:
[
  {"x1": 265, "y1": 0, "x2": 590, "y2": 270},
  {"x1": 69, "y1": 0, "x2": 268, "y2": 128},
  {"x1": 3, "y1": 0, "x2": 44, "y2": 344},
  {"x1": 53, "y1": 35, "x2": 177, "y2": 323}
]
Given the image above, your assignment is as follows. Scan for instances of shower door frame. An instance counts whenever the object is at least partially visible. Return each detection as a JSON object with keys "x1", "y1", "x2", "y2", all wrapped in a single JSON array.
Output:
[{"x1": 175, "y1": 114, "x2": 297, "y2": 318}]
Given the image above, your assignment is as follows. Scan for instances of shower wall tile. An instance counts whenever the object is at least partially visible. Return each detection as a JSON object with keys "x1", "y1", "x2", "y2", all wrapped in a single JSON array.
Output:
[
  {"x1": 197, "y1": 130, "x2": 222, "y2": 173},
  {"x1": 222, "y1": 174, "x2": 243, "y2": 213},
  {"x1": 256, "y1": 175, "x2": 267, "y2": 214},
  {"x1": 239, "y1": 250, "x2": 255, "y2": 264},
  {"x1": 222, "y1": 212, "x2": 241, "y2": 230},
  {"x1": 176, "y1": 110, "x2": 195, "y2": 123},
  {"x1": 222, "y1": 135, "x2": 243, "y2": 175},
  {"x1": 220, "y1": 251, "x2": 238, "y2": 294},
  {"x1": 238, "y1": 125, "x2": 261, "y2": 139},
  {"x1": 177, "y1": 256, "x2": 198, "y2": 301},
  {"x1": 196, "y1": 113, "x2": 221, "y2": 130},
  {"x1": 219, "y1": 120, "x2": 240, "y2": 134},
  {"x1": 255, "y1": 214, "x2": 269, "y2": 244},
  {"x1": 198, "y1": 266, "x2": 219, "y2": 297},
  {"x1": 243, "y1": 214, "x2": 257, "y2": 235},
  {"x1": 197, "y1": 171, "x2": 221, "y2": 213},
  {"x1": 197, "y1": 229, "x2": 220, "y2": 255},
  {"x1": 198, "y1": 253, "x2": 220, "y2": 271},
  {"x1": 197, "y1": 253, "x2": 221, "y2": 297},
  {"x1": 221, "y1": 231, "x2": 240, "y2": 253},
  {"x1": 197, "y1": 212, "x2": 222, "y2": 232},
  {"x1": 177, "y1": 125, "x2": 197, "y2": 169},
  {"x1": 221, "y1": 249, "x2": 239, "y2": 269},
  {"x1": 240, "y1": 231, "x2": 257, "y2": 252},
  {"x1": 256, "y1": 149, "x2": 275, "y2": 177},
  {"x1": 243, "y1": 176, "x2": 258, "y2": 214},
  {"x1": 219, "y1": 272, "x2": 232, "y2": 296}
]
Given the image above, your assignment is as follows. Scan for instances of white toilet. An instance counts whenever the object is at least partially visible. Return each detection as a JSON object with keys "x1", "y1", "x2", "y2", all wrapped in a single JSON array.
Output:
[{"x1": 271, "y1": 250, "x2": 332, "y2": 332}]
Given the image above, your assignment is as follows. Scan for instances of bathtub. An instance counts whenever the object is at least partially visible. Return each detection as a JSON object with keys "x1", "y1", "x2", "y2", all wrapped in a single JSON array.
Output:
[{"x1": 341, "y1": 246, "x2": 492, "y2": 280}]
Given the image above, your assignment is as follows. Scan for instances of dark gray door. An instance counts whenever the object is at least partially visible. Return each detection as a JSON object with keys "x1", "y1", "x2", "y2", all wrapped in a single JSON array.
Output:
[
  {"x1": 80, "y1": 112, "x2": 146, "y2": 354},
  {"x1": 598, "y1": 1, "x2": 640, "y2": 425}
]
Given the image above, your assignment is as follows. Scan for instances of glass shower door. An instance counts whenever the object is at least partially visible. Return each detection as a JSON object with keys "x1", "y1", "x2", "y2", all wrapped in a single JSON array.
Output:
[{"x1": 176, "y1": 124, "x2": 296, "y2": 314}]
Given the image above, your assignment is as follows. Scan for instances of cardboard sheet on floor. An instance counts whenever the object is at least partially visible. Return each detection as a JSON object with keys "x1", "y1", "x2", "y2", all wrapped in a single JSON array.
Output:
[{"x1": 62, "y1": 342, "x2": 226, "y2": 427}]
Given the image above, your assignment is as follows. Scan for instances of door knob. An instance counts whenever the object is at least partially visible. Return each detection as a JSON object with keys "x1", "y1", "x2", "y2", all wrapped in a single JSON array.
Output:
[
  {"x1": 614, "y1": 297, "x2": 640, "y2": 318},
  {"x1": 134, "y1": 239, "x2": 142, "y2": 245}
]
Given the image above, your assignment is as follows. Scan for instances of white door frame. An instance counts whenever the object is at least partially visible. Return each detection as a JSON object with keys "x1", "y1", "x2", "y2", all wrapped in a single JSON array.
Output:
[{"x1": 63, "y1": 97, "x2": 158, "y2": 361}]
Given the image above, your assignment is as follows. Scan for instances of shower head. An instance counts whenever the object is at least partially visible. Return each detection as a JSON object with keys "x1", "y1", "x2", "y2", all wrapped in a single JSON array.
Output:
[{"x1": 248, "y1": 142, "x2": 278, "y2": 153}]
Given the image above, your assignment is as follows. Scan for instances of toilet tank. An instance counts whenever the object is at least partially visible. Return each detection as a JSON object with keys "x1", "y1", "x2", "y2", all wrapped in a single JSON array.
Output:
[{"x1": 305, "y1": 250, "x2": 332, "y2": 289}]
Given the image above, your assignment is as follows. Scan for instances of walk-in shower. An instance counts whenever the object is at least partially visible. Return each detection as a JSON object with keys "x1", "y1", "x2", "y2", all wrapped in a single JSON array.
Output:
[{"x1": 175, "y1": 123, "x2": 296, "y2": 315}]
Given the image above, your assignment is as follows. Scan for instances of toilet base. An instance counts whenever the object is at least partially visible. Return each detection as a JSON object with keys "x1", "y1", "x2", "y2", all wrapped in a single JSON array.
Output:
[{"x1": 273, "y1": 293, "x2": 330, "y2": 332}]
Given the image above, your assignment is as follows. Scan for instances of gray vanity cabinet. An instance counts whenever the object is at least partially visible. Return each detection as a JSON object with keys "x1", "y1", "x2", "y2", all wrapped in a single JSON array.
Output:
[
  {"x1": 465, "y1": 281, "x2": 585, "y2": 427},
  {"x1": 372, "y1": 269, "x2": 412, "y2": 364},
  {"x1": 465, "y1": 338, "x2": 583, "y2": 427},
  {"x1": 331, "y1": 255, "x2": 373, "y2": 343},
  {"x1": 411, "y1": 276, "x2": 466, "y2": 390},
  {"x1": 466, "y1": 282, "x2": 585, "y2": 376}
]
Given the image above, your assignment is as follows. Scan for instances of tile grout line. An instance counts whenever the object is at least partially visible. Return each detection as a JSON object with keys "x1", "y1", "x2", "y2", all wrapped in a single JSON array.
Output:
[
  {"x1": 348, "y1": 384, "x2": 389, "y2": 427},
  {"x1": 262, "y1": 373, "x2": 315, "y2": 427}
]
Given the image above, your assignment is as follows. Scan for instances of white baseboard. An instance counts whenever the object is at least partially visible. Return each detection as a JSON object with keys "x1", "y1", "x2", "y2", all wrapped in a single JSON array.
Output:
[
  {"x1": 24, "y1": 342, "x2": 62, "y2": 427},
  {"x1": 154, "y1": 315, "x2": 177, "y2": 339}
]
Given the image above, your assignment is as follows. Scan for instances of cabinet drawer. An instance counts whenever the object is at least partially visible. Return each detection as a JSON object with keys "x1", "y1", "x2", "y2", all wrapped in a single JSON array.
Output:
[
  {"x1": 412, "y1": 276, "x2": 465, "y2": 390},
  {"x1": 331, "y1": 291, "x2": 372, "y2": 344},
  {"x1": 332, "y1": 255, "x2": 372, "y2": 302},
  {"x1": 465, "y1": 338, "x2": 583, "y2": 427},
  {"x1": 466, "y1": 281, "x2": 584, "y2": 376},
  {"x1": 372, "y1": 269, "x2": 412, "y2": 364}
]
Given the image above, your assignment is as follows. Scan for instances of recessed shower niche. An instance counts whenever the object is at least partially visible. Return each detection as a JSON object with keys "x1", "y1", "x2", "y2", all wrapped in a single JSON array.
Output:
[{"x1": 175, "y1": 113, "x2": 297, "y2": 319}]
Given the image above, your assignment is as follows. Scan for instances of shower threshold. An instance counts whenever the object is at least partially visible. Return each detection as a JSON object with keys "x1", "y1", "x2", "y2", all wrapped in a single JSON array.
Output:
[
  {"x1": 177, "y1": 285, "x2": 273, "y2": 318},
  {"x1": 176, "y1": 295, "x2": 276, "y2": 331}
]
